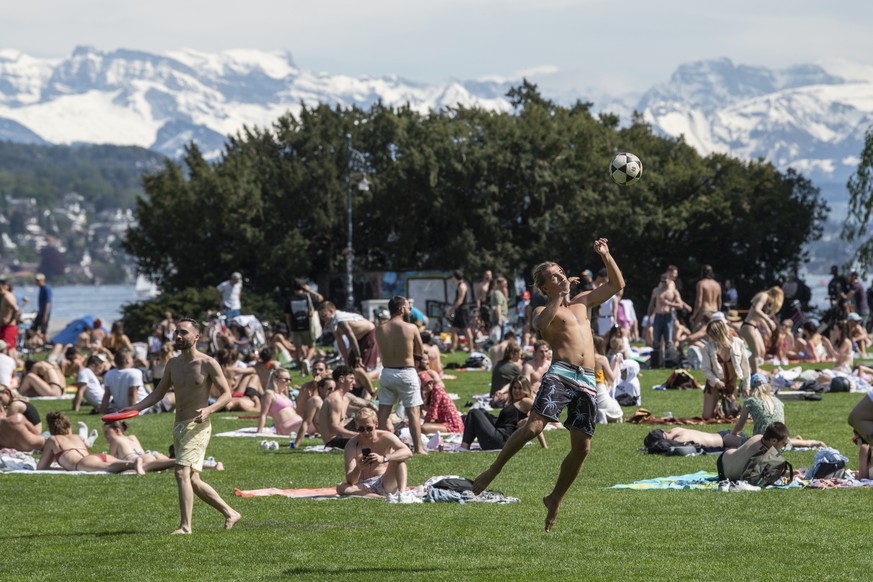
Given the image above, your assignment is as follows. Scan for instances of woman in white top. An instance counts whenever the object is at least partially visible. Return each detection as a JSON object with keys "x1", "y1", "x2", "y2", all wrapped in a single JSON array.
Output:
[{"x1": 701, "y1": 319, "x2": 750, "y2": 419}]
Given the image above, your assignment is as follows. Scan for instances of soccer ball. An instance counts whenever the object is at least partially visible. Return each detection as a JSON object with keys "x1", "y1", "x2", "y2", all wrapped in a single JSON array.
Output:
[
  {"x1": 268, "y1": 441, "x2": 279, "y2": 450},
  {"x1": 609, "y1": 152, "x2": 643, "y2": 185},
  {"x1": 259, "y1": 440, "x2": 270, "y2": 449}
]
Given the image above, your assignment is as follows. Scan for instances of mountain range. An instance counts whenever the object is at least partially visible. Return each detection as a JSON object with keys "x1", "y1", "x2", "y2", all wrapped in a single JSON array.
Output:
[{"x1": 2, "y1": 46, "x2": 872, "y2": 201}]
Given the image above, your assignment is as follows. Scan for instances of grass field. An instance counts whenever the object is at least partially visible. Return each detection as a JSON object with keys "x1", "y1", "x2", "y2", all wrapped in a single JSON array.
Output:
[{"x1": 4, "y1": 357, "x2": 869, "y2": 581}]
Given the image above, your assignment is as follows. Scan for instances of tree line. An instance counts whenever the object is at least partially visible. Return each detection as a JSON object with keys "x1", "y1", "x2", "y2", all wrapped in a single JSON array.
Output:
[{"x1": 123, "y1": 82, "x2": 829, "y2": 321}]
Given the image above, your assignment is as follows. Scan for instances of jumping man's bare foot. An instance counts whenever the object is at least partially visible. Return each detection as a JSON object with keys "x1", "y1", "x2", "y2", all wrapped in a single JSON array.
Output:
[
  {"x1": 170, "y1": 527, "x2": 191, "y2": 535},
  {"x1": 224, "y1": 511, "x2": 242, "y2": 530},
  {"x1": 543, "y1": 494, "x2": 561, "y2": 533},
  {"x1": 472, "y1": 467, "x2": 499, "y2": 495}
]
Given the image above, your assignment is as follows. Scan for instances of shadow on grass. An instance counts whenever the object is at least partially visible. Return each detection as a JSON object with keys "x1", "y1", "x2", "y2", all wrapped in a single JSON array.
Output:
[
  {"x1": 283, "y1": 565, "x2": 489, "y2": 576},
  {"x1": 1, "y1": 529, "x2": 141, "y2": 540}
]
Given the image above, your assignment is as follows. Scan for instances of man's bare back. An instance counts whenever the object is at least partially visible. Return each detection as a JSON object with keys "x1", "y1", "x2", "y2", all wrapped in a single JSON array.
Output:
[
  {"x1": 376, "y1": 319, "x2": 421, "y2": 368},
  {"x1": 696, "y1": 279, "x2": 722, "y2": 313}
]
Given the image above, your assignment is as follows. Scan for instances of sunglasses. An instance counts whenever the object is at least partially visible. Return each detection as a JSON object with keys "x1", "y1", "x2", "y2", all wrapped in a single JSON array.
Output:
[
  {"x1": 356, "y1": 425, "x2": 375, "y2": 432},
  {"x1": 313, "y1": 368, "x2": 325, "y2": 372},
  {"x1": 277, "y1": 376, "x2": 291, "y2": 382}
]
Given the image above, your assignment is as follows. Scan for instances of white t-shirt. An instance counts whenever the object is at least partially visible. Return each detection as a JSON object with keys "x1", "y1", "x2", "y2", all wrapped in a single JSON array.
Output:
[
  {"x1": 103, "y1": 368, "x2": 148, "y2": 409},
  {"x1": 329, "y1": 310, "x2": 365, "y2": 333},
  {"x1": 217, "y1": 280, "x2": 242, "y2": 310},
  {"x1": 76, "y1": 367, "x2": 105, "y2": 408},
  {"x1": 0, "y1": 353, "x2": 15, "y2": 388}
]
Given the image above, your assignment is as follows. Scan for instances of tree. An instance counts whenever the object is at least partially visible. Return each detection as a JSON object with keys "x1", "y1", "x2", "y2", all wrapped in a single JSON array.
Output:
[
  {"x1": 843, "y1": 126, "x2": 873, "y2": 274},
  {"x1": 123, "y1": 83, "x2": 828, "y2": 313}
]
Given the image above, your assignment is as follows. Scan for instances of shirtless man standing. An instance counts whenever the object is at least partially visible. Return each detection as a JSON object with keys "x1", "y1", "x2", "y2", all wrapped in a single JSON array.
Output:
[
  {"x1": 0, "y1": 403, "x2": 45, "y2": 452},
  {"x1": 376, "y1": 295, "x2": 426, "y2": 455},
  {"x1": 472, "y1": 238, "x2": 624, "y2": 532},
  {"x1": 0, "y1": 280, "x2": 20, "y2": 362},
  {"x1": 318, "y1": 301, "x2": 380, "y2": 369},
  {"x1": 337, "y1": 408, "x2": 412, "y2": 497},
  {"x1": 523, "y1": 340, "x2": 552, "y2": 394},
  {"x1": 448, "y1": 271, "x2": 474, "y2": 353},
  {"x1": 127, "y1": 318, "x2": 240, "y2": 535},
  {"x1": 691, "y1": 265, "x2": 722, "y2": 331},
  {"x1": 647, "y1": 274, "x2": 686, "y2": 365}
]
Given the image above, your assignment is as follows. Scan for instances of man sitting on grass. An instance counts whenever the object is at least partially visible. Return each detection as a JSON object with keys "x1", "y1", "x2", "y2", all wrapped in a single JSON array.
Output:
[
  {"x1": 718, "y1": 421, "x2": 790, "y2": 481},
  {"x1": 337, "y1": 408, "x2": 411, "y2": 497}
]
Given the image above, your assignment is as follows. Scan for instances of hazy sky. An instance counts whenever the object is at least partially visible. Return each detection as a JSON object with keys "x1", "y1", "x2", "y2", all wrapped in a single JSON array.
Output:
[{"x1": 4, "y1": 0, "x2": 873, "y2": 94}]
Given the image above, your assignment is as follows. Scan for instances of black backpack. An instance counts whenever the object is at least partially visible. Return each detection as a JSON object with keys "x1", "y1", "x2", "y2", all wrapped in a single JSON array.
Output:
[{"x1": 741, "y1": 446, "x2": 794, "y2": 487}]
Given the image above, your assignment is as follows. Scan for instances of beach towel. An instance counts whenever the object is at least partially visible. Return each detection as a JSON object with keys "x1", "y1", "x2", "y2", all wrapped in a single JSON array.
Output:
[
  {"x1": 235, "y1": 486, "x2": 342, "y2": 499},
  {"x1": 612, "y1": 471, "x2": 720, "y2": 490},
  {"x1": 214, "y1": 427, "x2": 294, "y2": 439}
]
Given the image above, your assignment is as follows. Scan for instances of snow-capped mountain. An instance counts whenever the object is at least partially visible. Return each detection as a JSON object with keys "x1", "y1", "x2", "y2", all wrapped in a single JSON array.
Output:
[
  {"x1": 639, "y1": 57, "x2": 873, "y2": 189},
  {"x1": 1, "y1": 47, "x2": 871, "y2": 193}
]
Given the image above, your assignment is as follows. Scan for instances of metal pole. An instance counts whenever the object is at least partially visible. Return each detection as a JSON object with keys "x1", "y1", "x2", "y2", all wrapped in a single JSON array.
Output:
[{"x1": 345, "y1": 133, "x2": 354, "y2": 310}]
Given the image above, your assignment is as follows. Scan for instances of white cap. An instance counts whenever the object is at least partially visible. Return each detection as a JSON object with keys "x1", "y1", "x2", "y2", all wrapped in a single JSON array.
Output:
[{"x1": 710, "y1": 312, "x2": 727, "y2": 323}]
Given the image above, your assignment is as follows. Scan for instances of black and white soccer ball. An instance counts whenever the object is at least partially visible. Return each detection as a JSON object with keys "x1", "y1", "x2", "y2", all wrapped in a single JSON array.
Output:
[{"x1": 609, "y1": 152, "x2": 643, "y2": 185}]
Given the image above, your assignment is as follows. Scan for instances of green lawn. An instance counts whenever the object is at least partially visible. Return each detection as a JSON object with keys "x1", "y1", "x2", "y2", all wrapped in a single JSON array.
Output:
[{"x1": 4, "y1": 358, "x2": 869, "y2": 581}]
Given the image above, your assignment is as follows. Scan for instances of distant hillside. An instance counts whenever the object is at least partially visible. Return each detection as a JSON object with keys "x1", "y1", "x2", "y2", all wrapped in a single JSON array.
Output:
[{"x1": 0, "y1": 142, "x2": 164, "y2": 210}]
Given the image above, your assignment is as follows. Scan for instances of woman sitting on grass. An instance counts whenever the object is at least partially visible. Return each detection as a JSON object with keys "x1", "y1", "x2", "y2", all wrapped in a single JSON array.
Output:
[
  {"x1": 419, "y1": 370, "x2": 464, "y2": 434},
  {"x1": 461, "y1": 377, "x2": 547, "y2": 450},
  {"x1": 37, "y1": 411, "x2": 145, "y2": 474},
  {"x1": 256, "y1": 369, "x2": 304, "y2": 436},
  {"x1": 216, "y1": 347, "x2": 262, "y2": 412}
]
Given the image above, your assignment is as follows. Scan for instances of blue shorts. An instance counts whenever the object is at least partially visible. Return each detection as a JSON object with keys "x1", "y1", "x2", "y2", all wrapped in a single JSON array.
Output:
[{"x1": 532, "y1": 361, "x2": 598, "y2": 436}]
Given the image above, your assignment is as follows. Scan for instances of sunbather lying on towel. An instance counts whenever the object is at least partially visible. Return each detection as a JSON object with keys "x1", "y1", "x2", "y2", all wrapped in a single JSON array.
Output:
[{"x1": 38, "y1": 411, "x2": 146, "y2": 473}]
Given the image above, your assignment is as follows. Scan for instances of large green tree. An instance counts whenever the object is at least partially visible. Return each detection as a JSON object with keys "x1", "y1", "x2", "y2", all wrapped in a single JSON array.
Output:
[{"x1": 123, "y1": 84, "x2": 828, "y2": 309}]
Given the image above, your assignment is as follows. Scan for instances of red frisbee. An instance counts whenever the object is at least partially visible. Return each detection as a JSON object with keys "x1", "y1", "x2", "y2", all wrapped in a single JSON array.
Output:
[{"x1": 102, "y1": 410, "x2": 140, "y2": 422}]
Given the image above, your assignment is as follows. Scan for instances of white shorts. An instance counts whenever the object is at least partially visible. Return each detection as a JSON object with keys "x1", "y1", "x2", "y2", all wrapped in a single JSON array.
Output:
[{"x1": 378, "y1": 367, "x2": 423, "y2": 408}]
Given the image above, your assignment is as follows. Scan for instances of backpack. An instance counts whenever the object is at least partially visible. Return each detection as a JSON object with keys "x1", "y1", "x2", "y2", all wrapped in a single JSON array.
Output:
[
  {"x1": 810, "y1": 460, "x2": 846, "y2": 480},
  {"x1": 741, "y1": 446, "x2": 794, "y2": 487},
  {"x1": 829, "y1": 376, "x2": 851, "y2": 393}
]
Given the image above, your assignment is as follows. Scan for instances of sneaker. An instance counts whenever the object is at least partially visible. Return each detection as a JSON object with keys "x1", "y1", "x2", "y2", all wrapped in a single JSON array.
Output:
[
  {"x1": 300, "y1": 360, "x2": 311, "y2": 376},
  {"x1": 77, "y1": 421, "x2": 89, "y2": 440},
  {"x1": 718, "y1": 480, "x2": 731, "y2": 492},
  {"x1": 730, "y1": 481, "x2": 761, "y2": 492},
  {"x1": 86, "y1": 429, "x2": 99, "y2": 448}
]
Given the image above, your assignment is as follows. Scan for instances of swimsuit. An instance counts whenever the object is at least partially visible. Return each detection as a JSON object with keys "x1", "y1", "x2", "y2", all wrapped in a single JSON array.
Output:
[
  {"x1": 533, "y1": 361, "x2": 598, "y2": 436},
  {"x1": 268, "y1": 393, "x2": 295, "y2": 416},
  {"x1": 173, "y1": 418, "x2": 212, "y2": 472}
]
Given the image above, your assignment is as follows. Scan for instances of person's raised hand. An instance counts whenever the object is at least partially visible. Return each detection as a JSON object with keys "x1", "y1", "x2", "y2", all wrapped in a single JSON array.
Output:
[{"x1": 594, "y1": 238, "x2": 610, "y2": 256}]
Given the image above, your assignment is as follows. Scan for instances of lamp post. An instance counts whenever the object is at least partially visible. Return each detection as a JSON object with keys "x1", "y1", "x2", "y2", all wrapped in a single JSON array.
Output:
[{"x1": 345, "y1": 133, "x2": 369, "y2": 310}]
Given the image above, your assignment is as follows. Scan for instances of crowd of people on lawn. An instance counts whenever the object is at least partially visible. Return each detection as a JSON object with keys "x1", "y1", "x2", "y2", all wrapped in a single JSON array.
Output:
[{"x1": 3, "y1": 258, "x2": 873, "y2": 532}]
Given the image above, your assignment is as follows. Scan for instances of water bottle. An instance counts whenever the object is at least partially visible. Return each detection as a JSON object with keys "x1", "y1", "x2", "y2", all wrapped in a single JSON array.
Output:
[{"x1": 666, "y1": 411, "x2": 674, "y2": 419}]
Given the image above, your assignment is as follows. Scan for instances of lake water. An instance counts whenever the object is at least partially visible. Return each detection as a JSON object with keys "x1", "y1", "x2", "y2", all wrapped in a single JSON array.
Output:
[{"x1": 16, "y1": 284, "x2": 143, "y2": 336}]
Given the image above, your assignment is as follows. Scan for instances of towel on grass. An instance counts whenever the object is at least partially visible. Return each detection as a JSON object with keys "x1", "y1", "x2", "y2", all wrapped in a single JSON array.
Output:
[
  {"x1": 214, "y1": 427, "x2": 294, "y2": 439},
  {"x1": 612, "y1": 471, "x2": 720, "y2": 490},
  {"x1": 235, "y1": 486, "x2": 342, "y2": 499}
]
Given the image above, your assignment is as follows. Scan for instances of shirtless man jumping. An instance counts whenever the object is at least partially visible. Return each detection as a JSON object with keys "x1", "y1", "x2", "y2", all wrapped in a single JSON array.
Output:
[
  {"x1": 375, "y1": 295, "x2": 427, "y2": 455},
  {"x1": 691, "y1": 265, "x2": 722, "y2": 331},
  {"x1": 127, "y1": 318, "x2": 240, "y2": 534},
  {"x1": 472, "y1": 238, "x2": 624, "y2": 532}
]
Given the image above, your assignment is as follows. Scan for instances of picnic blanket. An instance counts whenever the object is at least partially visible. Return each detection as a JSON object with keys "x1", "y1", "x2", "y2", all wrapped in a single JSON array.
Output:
[
  {"x1": 214, "y1": 427, "x2": 294, "y2": 439},
  {"x1": 626, "y1": 408, "x2": 736, "y2": 425}
]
